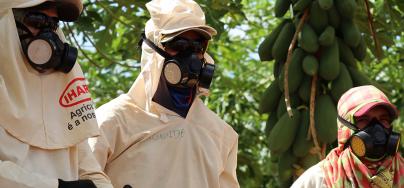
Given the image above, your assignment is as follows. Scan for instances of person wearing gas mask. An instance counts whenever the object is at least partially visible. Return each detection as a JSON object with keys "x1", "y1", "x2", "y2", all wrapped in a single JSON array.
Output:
[
  {"x1": 0, "y1": 1, "x2": 113, "y2": 188},
  {"x1": 89, "y1": 0, "x2": 239, "y2": 187},
  {"x1": 291, "y1": 85, "x2": 403, "y2": 188}
]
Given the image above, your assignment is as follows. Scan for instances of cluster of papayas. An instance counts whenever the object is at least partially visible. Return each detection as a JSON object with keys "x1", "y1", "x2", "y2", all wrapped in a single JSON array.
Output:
[{"x1": 258, "y1": 0, "x2": 375, "y2": 187}]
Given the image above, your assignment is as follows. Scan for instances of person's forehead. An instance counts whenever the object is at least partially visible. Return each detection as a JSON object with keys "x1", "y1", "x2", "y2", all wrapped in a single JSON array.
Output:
[{"x1": 362, "y1": 105, "x2": 391, "y2": 117}]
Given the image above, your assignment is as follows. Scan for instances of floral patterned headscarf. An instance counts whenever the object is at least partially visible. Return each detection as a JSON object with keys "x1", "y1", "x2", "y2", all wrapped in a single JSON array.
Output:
[{"x1": 321, "y1": 85, "x2": 403, "y2": 188}]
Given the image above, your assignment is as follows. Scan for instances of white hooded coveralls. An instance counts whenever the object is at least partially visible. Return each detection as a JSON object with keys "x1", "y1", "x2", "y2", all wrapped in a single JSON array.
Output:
[
  {"x1": 90, "y1": 0, "x2": 240, "y2": 187},
  {"x1": 0, "y1": 1, "x2": 112, "y2": 187}
]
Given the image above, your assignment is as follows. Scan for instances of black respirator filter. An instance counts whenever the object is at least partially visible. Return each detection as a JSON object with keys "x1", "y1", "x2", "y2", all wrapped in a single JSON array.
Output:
[
  {"x1": 141, "y1": 34, "x2": 215, "y2": 89},
  {"x1": 16, "y1": 12, "x2": 77, "y2": 73},
  {"x1": 338, "y1": 116, "x2": 401, "y2": 160}
]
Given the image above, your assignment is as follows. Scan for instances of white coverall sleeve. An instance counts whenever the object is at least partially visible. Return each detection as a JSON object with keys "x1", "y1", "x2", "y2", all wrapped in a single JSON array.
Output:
[
  {"x1": 0, "y1": 160, "x2": 58, "y2": 188},
  {"x1": 90, "y1": 118, "x2": 118, "y2": 171},
  {"x1": 219, "y1": 135, "x2": 240, "y2": 188},
  {"x1": 78, "y1": 141, "x2": 113, "y2": 188}
]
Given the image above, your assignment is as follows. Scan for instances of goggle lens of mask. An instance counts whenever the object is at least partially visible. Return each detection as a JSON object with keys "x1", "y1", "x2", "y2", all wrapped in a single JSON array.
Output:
[
  {"x1": 23, "y1": 12, "x2": 59, "y2": 31},
  {"x1": 163, "y1": 37, "x2": 205, "y2": 53}
]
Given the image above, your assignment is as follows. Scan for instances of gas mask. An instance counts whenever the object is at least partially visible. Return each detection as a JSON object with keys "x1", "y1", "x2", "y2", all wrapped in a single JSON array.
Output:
[
  {"x1": 338, "y1": 116, "x2": 401, "y2": 160},
  {"x1": 141, "y1": 34, "x2": 215, "y2": 89},
  {"x1": 16, "y1": 12, "x2": 77, "y2": 73}
]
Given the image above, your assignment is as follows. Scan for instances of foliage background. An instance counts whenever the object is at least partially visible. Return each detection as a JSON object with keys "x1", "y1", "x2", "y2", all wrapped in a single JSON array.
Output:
[{"x1": 64, "y1": 0, "x2": 404, "y2": 187}]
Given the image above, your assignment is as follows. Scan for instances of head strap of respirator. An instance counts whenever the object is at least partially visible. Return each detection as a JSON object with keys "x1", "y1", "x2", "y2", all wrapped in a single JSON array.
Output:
[
  {"x1": 338, "y1": 115, "x2": 401, "y2": 160},
  {"x1": 16, "y1": 11, "x2": 77, "y2": 73},
  {"x1": 140, "y1": 33, "x2": 215, "y2": 89}
]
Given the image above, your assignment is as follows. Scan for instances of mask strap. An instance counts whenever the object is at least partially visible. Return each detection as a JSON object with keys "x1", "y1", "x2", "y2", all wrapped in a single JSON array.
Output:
[
  {"x1": 139, "y1": 33, "x2": 171, "y2": 59},
  {"x1": 338, "y1": 115, "x2": 359, "y2": 131},
  {"x1": 15, "y1": 21, "x2": 34, "y2": 39}
]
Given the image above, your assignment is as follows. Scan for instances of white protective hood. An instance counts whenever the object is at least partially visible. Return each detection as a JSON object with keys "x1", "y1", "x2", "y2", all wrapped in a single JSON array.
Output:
[
  {"x1": 127, "y1": 0, "x2": 217, "y2": 119},
  {"x1": 0, "y1": 0, "x2": 99, "y2": 149}
]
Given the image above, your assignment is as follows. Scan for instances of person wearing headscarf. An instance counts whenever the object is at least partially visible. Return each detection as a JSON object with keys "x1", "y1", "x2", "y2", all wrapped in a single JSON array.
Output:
[
  {"x1": 292, "y1": 85, "x2": 403, "y2": 188},
  {"x1": 0, "y1": 1, "x2": 112, "y2": 187},
  {"x1": 90, "y1": 0, "x2": 240, "y2": 187}
]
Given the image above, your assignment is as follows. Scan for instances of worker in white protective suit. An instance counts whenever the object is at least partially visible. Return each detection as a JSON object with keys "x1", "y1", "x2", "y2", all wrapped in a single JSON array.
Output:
[
  {"x1": 0, "y1": 0, "x2": 113, "y2": 187},
  {"x1": 90, "y1": 0, "x2": 240, "y2": 188}
]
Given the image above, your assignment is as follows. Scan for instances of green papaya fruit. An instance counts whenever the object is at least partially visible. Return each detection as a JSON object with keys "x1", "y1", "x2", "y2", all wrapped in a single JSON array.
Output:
[
  {"x1": 298, "y1": 76, "x2": 321, "y2": 103},
  {"x1": 278, "y1": 48, "x2": 305, "y2": 93},
  {"x1": 292, "y1": 109, "x2": 313, "y2": 157},
  {"x1": 315, "y1": 95, "x2": 338, "y2": 143},
  {"x1": 278, "y1": 150, "x2": 298, "y2": 182},
  {"x1": 308, "y1": 1, "x2": 328, "y2": 34},
  {"x1": 258, "y1": 35, "x2": 274, "y2": 62},
  {"x1": 293, "y1": 14, "x2": 301, "y2": 28},
  {"x1": 299, "y1": 24, "x2": 319, "y2": 53},
  {"x1": 302, "y1": 55, "x2": 319, "y2": 76},
  {"x1": 318, "y1": 0, "x2": 333, "y2": 10},
  {"x1": 258, "y1": 20, "x2": 288, "y2": 61},
  {"x1": 270, "y1": 150, "x2": 280, "y2": 162},
  {"x1": 347, "y1": 66, "x2": 373, "y2": 86},
  {"x1": 298, "y1": 77, "x2": 311, "y2": 103},
  {"x1": 265, "y1": 114, "x2": 278, "y2": 137},
  {"x1": 293, "y1": 0, "x2": 312, "y2": 12},
  {"x1": 276, "y1": 94, "x2": 302, "y2": 119},
  {"x1": 327, "y1": 5, "x2": 341, "y2": 28},
  {"x1": 276, "y1": 97, "x2": 287, "y2": 119},
  {"x1": 268, "y1": 109, "x2": 301, "y2": 153},
  {"x1": 318, "y1": 26, "x2": 335, "y2": 46},
  {"x1": 341, "y1": 21, "x2": 361, "y2": 48},
  {"x1": 338, "y1": 38, "x2": 357, "y2": 68},
  {"x1": 352, "y1": 37, "x2": 367, "y2": 61},
  {"x1": 330, "y1": 63, "x2": 353, "y2": 102},
  {"x1": 275, "y1": 0, "x2": 292, "y2": 17},
  {"x1": 259, "y1": 79, "x2": 282, "y2": 114},
  {"x1": 274, "y1": 59, "x2": 284, "y2": 78},
  {"x1": 272, "y1": 22, "x2": 296, "y2": 62},
  {"x1": 336, "y1": 0, "x2": 357, "y2": 20},
  {"x1": 267, "y1": 160, "x2": 278, "y2": 175},
  {"x1": 319, "y1": 41, "x2": 340, "y2": 81}
]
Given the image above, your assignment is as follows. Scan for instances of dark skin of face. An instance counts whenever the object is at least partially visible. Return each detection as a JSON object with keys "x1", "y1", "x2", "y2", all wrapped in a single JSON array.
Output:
[{"x1": 354, "y1": 105, "x2": 392, "y2": 130}]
